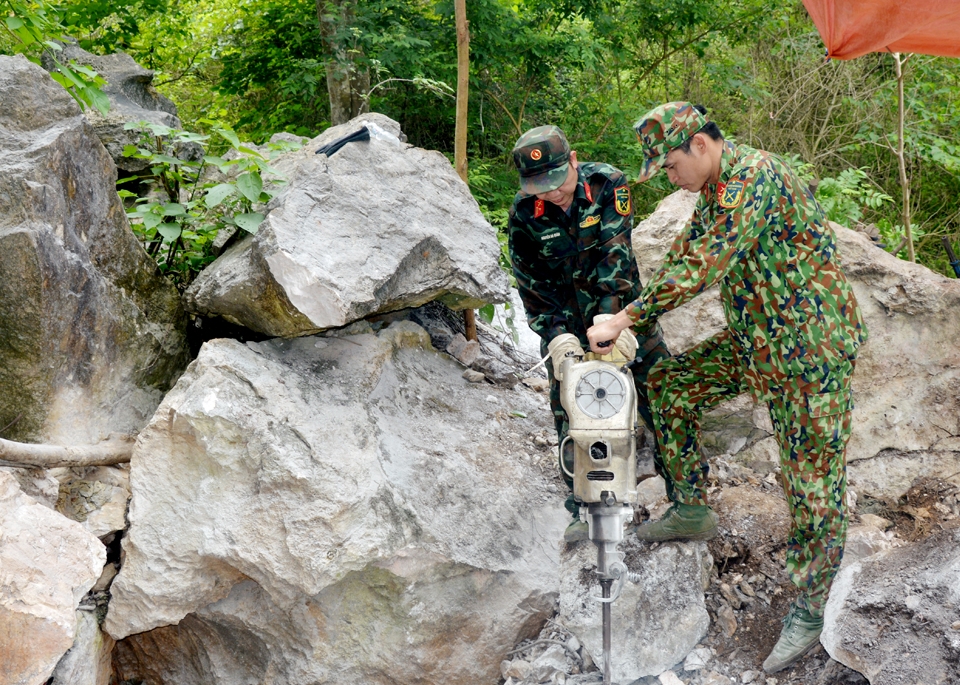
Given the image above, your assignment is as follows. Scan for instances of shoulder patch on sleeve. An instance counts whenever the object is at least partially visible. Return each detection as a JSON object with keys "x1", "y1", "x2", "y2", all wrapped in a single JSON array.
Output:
[
  {"x1": 533, "y1": 199, "x2": 545, "y2": 218},
  {"x1": 719, "y1": 180, "x2": 745, "y2": 209},
  {"x1": 614, "y1": 185, "x2": 631, "y2": 216}
]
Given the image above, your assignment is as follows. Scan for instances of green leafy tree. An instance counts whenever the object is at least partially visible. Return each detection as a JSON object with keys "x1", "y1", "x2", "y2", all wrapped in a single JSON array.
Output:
[
  {"x1": 816, "y1": 168, "x2": 893, "y2": 228},
  {"x1": 2, "y1": 0, "x2": 109, "y2": 113},
  {"x1": 120, "y1": 121, "x2": 298, "y2": 290}
]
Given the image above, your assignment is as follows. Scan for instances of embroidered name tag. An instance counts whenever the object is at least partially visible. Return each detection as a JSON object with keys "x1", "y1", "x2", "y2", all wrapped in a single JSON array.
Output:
[{"x1": 541, "y1": 232, "x2": 561, "y2": 241}]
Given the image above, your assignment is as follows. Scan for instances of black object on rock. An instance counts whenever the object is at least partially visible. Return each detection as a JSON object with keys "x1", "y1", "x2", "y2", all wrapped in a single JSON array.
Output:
[{"x1": 315, "y1": 126, "x2": 370, "y2": 157}]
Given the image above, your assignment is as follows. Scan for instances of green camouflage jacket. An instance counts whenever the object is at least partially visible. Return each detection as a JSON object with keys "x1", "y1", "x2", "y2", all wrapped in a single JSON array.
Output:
[
  {"x1": 509, "y1": 162, "x2": 640, "y2": 346},
  {"x1": 625, "y1": 141, "x2": 868, "y2": 399}
]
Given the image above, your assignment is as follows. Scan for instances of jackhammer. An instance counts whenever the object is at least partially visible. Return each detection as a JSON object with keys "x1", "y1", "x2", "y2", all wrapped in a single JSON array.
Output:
[{"x1": 558, "y1": 346, "x2": 644, "y2": 685}]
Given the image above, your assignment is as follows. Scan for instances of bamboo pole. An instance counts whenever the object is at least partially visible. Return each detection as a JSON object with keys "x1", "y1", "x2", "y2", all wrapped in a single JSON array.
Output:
[
  {"x1": 893, "y1": 52, "x2": 915, "y2": 262},
  {"x1": 0, "y1": 435, "x2": 134, "y2": 469},
  {"x1": 454, "y1": 0, "x2": 477, "y2": 341}
]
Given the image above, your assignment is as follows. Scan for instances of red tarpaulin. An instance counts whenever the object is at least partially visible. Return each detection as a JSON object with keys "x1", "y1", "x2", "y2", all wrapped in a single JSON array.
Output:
[{"x1": 802, "y1": 0, "x2": 960, "y2": 60}]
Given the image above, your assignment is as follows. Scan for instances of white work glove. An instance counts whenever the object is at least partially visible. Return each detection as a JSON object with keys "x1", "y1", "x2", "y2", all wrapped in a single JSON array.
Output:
[
  {"x1": 547, "y1": 333, "x2": 583, "y2": 381},
  {"x1": 593, "y1": 314, "x2": 637, "y2": 361}
]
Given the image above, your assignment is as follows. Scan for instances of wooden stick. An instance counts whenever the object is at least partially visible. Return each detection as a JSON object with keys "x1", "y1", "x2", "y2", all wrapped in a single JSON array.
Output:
[
  {"x1": 0, "y1": 436, "x2": 134, "y2": 469},
  {"x1": 455, "y1": 0, "x2": 478, "y2": 342}
]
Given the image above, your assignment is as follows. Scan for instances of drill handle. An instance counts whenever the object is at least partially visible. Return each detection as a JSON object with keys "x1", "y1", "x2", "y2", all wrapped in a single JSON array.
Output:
[{"x1": 559, "y1": 436, "x2": 575, "y2": 479}]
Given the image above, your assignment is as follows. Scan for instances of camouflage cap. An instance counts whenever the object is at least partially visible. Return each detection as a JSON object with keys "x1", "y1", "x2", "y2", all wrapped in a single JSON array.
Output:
[
  {"x1": 633, "y1": 102, "x2": 709, "y2": 182},
  {"x1": 512, "y1": 125, "x2": 571, "y2": 195}
]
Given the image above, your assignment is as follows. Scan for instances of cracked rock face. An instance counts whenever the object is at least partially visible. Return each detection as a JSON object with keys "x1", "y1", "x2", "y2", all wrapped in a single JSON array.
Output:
[
  {"x1": 0, "y1": 54, "x2": 188, "y2": 444},
  {"x1": 106, "y1": 322, "x2": 565, "y2": 685},
  {"x1": 559, "y1": 538, "x2": 712, "y2": 680},
  {"x1": 822, "y1": 526, "x2": 960, "y2": 684},
  {"x1": 184, "y1": 113, "x2": 510, "y2": 337},
  {"x1": 632, "y1": 190, "x2": 960, "y2": 500}
]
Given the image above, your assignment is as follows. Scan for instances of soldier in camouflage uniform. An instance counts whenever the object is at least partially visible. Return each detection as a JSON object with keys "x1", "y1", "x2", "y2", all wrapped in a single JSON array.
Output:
[
  {"x1": 508, "y1": 126, "x2": 671, "y2": 542},
  {"x1": 586, "y1": 103, "x2": 867, "y2": 673}
]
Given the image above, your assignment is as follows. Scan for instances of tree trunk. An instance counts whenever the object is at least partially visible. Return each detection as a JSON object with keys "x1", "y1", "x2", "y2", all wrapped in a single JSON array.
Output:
[
  {"x1": 893, "y1": 52, "x2": 915, "y2": 262},
  {"x1": 317, "y1": 0, "x2": 370, "y2": 125}
]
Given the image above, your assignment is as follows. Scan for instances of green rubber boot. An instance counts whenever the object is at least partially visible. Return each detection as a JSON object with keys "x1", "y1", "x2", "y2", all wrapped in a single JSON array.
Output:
[
  {"x1": 634, "y1": 502, "x2": 719, "y2": 542},
  {"x1": 562, "y1": 493, "x2": 588, "y2": 542},
  {"x1": 762, "y1": 603, "x2": 824, "y2": 673},
  {"x1": 563, "y1": 518, "x2": 588, "y2": 542}
]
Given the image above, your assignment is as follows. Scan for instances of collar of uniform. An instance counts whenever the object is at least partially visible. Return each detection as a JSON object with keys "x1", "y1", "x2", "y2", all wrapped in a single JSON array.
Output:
[
  {"x1": 702, "y1": 141, "x2": 738, "y2": 203},
  {"x1": 717, "y1": 140, "x2": 739, "y2": 183},
  {"x1": 573, "y1": 165, "x2": 593, "y2": 206}
]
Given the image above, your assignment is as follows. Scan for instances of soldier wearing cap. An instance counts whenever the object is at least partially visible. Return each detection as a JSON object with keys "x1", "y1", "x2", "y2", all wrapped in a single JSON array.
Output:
[
  {"x1": 585, "y1": 103, "x2": 867, "y2": 672},
  {"x1": 508, "y1": 125, "x2": 670, "y2": 542}
]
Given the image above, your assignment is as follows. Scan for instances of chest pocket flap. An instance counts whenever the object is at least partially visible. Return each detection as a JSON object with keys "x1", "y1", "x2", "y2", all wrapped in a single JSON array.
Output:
[{"x1": 536, "y1": 228, "x2": 577, "y2": 263}]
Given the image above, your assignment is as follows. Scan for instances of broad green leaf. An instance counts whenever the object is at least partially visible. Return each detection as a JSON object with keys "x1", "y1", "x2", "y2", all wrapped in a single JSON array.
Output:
[
  {"x1": 205, "y1": 183, "x2": 236, "y2": 208},
  {"x1": 234, "y1": 212, "x2": 264, "y2": 234},
  {"x1": 478, "y1": 303, "x2": 495, "y2": 323},
  {"x1": 216, "y1": 127, "x2": 241, "y2": 148},
  {"x1": 116, "y1": 175, "x2": 140, "y2": 184},
  {"x1": 145, "y1": 122, "x2": 173, "y2": 137},
  {"x1": 85, "y1": 86, "x2": 110, "y2": 116},
  {"x1": 153, "y1": 154, "x2": 182, "y2": 165},
  {"x1": 236, "y1": 173, "x2": 263, "y2": 203},
  {"x1": 5, "y1": 17, "x2": 24, "y2": 30},
  {"x1": 141, "y1": 213, "x2": 162, "y2": 229},
  {"x1": 16, "y1": 25, "x2": 35, "y2": 45},
  {"x1": 162, "y1": 203, "x2": 186, "y2": 216},
  {"x1": 48, "y1": 71, "x2": 71, "y2": 90},
  {"x1": 57, "y1": 64, "x2": 88, "y2": 90},
  {"x1": 157, "y1": 223, "x2": 182, "y2": 241},
  {"x1": 117, "y1": 190, "x2": 137, "y2": 199},
  {"x1": 70, "y1": 61, "x2": 99, "y2": 79},
  {"x1": 238, "y1": 145, "x2": 266, "y2": 160}
]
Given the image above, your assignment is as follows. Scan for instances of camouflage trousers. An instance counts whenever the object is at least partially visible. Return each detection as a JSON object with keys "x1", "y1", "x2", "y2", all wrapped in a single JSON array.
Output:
[
  {"x1": 646, "y1": 330, "x2": 855, "y2": 617},
  {"x1": 546, "y1": 325, "x2": 672, "y2": 510}
]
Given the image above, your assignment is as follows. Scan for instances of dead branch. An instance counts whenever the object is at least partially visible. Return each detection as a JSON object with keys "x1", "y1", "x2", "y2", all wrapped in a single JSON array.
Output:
[{"x1": 0, "y1": 435, "x2": 134, "y2": 469}]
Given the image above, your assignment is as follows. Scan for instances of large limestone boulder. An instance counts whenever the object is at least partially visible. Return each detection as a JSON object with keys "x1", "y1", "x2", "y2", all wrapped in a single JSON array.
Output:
[
  {"x1": 41, "y1": 41, "x2": 188, "y2": 175},
  {"x1": 632, "y1": 190, "x2": 960, "y2": 499},
  {"x1": 822, "y1": 526, "x2": 960, "y2": 683},
  {"x1": 184, "y1": 113, "x2": 510, "y2": 337},
  {"x1": 559, "y1": 539, "x2": 711, "y2": 680},
  {"x1": 0, "y1": 471, "x2": 105, "y2": 685},
  {"x1": 105, "y1": 322, "x2": 566, "y2": 684},
  {"x1": 0, "y1": 54, "x2": 188, "y2": 444}
]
